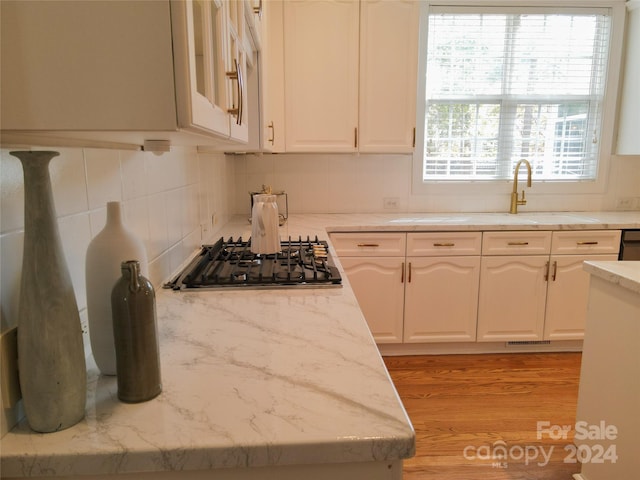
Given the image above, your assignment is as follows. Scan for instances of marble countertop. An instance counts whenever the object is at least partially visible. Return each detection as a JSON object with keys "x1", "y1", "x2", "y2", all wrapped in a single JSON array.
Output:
[
  {"x1": 0, "y1": 218, "x2": 415, "y2": 478},
  {"x1": 583, "y1": 261, "x2": 640, "y2": 295},
  {"x1": 3, "y1": 210, "x2": 639, "y2": 477},
  {"x1": 287, "y1": 211, "x2": 640, "y2": 233}
]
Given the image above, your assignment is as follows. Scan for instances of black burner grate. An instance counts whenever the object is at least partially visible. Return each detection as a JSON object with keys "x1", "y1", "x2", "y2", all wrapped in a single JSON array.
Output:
[{"x1": 165, "y1": 236, "x2": 342, "y2": 290}]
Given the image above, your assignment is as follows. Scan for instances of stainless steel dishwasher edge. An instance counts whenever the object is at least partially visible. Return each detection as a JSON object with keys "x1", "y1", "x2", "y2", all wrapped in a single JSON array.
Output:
[{"x1": 619, "y1": 229, "x2": 640, "y2": 260}]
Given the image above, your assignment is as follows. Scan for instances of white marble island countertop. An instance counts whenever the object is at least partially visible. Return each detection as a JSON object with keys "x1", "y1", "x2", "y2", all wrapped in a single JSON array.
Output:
[
  {"x1": 583, "y1": 261, "x2": 640, "y2": 295},
  {"x1": 2, "y1": 289, "x2": 414, "y2": 478},
  {"x1": 1, "y1": 217, "x2": 416, "y2": 478}
]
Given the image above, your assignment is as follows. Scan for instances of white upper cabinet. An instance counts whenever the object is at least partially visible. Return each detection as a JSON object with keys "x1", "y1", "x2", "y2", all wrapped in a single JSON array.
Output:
[
  {"x1": 268, "y1": 0, "x2": 418, "y2": 153},
  {"x1": 359, "y1": 0, "x2": 419, "y2": 153},
  {"x1": 0, "y1": 0, "x2": 257, "y2": 149},
  {"x1": 616, "y1": 0, "x2": 640, "y2": 154},
  {"x1": 283, "y1": 0, "x2": 360, "y2": 152}
]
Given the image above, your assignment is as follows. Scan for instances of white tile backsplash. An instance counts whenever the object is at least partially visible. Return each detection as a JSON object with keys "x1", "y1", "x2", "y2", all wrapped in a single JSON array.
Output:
[
  {"x1": 233, "y1": 152, "x2": 640, "y2": 215},
  {"x1": 0, "y1": 144, "x2": 233, "y2": 340}
]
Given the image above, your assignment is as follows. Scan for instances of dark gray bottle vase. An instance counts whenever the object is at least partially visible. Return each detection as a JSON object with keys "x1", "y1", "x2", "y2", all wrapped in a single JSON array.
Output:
[{"x1": 111, "y1": 260, "x2": 162, "y2": 403}]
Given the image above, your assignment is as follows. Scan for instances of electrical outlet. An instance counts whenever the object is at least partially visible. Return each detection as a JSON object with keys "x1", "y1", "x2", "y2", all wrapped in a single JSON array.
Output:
[
  {"x1": 383, "y1": 197, "x2": 400, "y2": 210},
  {"x1": 212, "y1": 212, "x2": 218, "y2": 226},
  {"x1": 1, "y1": 326, "x2": 21, "y2": 408},
  {"x1": 616, "y1": 197, "x2": 634, "y2": 210}
]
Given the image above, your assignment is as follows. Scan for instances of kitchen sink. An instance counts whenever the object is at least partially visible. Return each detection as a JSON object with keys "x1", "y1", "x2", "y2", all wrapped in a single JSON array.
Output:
[{"x1": 389, "y1": 212, "x2": 602, "y2": 226}]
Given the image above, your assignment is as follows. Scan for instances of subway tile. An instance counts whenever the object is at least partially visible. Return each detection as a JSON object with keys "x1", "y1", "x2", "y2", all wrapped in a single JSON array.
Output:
[
  {"x1": 46, "y1": 148, "x2": 89, "y2": 217},
  {"x1": 58, "y1": 213, "x2": 92, "y2": 311},
  {"x1": 0, "y1": 150, "x2": 26, "y2": 233},
  {"x1": 124, "y1": 197, "x2": 151, "y2": 255},
  {"x1": 147, "y1": 192, "x2": 169, "y2": 261},
  {"x1": 121, "y1": 150, "x2": 147, "y2": 200},
  {"x1": 0, "y1": 232, "x2": 24, "y2": 330},
  {"x1": 165, "y1": 189, "x2": 183, "y2": 247},
  {"x1": 85, "y1": 148, "x2": 121, "y2": 210}
]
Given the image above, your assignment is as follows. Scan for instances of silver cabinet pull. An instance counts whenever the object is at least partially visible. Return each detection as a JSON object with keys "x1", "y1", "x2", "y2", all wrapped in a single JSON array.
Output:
[
  {"x1": 507, "y1": 241, "x2": 529, "y2": 246},
  {"x1": 576, "y1": 241, "x2": 598, "y2": 245},
  {"x1": 551, "y1": 261, "x2": 558, "y2": 281},
  {"x1": 357, "y1": 243, "x2": 379, "y2": 247},
  {"x1": 433, "y1": 242, "x2": 455, "y2": 247}
]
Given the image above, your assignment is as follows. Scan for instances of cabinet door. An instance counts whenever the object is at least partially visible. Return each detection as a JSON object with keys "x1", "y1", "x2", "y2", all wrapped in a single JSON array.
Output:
[
  {"x1": 173, "y1": 0, "x2": 231, "y2": 137},
  {"x1": 340, "y1": 257, "x2": 405, "y2": 343},
  {"x1": 477, "y1": 256, "x2": 548, "y2": 341},
  {"x1": 544, "y1": 254, "x2": 619, "y2": 340},
  {"x1": 359, "y1": 0, "x2": 419, "y2": 153},
  {"x1": 225, "y1": 0, "x2": 250, "y2": 142},
  {"x1": 404, "y1": 257, "x2": 480, "y2": 343},
  {"x1": 283, "y1": 0, "x2": 359, "y2": 151},
  {"x1": 1, "y1": 1, "x2": 177, "y2": 131}
]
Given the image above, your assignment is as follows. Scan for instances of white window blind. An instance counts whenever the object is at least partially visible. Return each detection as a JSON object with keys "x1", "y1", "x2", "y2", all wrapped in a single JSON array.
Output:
[{"x1": 422, "y1": 7, "x2": 612, "y2": 181}]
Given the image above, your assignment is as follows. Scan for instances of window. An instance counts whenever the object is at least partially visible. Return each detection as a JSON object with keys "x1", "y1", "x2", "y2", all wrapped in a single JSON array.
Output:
[{"x1": 413, "y1": 2, "x2": 626, "y2": 192}]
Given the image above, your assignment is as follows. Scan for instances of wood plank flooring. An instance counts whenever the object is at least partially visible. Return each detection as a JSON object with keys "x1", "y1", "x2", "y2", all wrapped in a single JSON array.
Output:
[{"x1": 384, "y1": 353, "x2": 582, "y2": 480}]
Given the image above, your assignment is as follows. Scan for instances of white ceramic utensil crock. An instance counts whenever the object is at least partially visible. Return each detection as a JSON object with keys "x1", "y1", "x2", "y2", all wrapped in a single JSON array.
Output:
[{"x1": 250, "y1": 194, "x2": 281, "y2": 254}]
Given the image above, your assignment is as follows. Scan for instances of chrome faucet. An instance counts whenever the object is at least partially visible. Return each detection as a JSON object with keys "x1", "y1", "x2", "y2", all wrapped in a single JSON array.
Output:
[{"x1": 510, "y1": 159, "x2": 532, "y2": 214}]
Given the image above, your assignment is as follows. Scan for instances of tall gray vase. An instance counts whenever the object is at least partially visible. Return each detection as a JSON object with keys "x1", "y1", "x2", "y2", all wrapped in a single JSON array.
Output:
[{"x1": 12, "y1": 150, "x2": 86, "y2": 433}]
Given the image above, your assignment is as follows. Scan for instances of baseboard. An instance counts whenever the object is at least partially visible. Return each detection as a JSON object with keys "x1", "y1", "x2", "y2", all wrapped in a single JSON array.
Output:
[
  {"x1": 572, "y1": 474, "x2": 586, "y2": 480},
  {"x1": 378, "y1": 340, "x2": 583, "y2": 356}
]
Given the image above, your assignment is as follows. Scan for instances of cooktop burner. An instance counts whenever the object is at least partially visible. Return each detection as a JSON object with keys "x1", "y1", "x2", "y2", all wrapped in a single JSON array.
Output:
[{"x1": 164, "y1": 236, "x2": 342, "y2": 290}]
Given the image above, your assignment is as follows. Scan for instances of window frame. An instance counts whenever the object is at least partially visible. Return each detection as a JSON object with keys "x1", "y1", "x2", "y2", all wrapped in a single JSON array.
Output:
[{"x1": 412, "y1": 0, "x2": 627, "y2": 196}]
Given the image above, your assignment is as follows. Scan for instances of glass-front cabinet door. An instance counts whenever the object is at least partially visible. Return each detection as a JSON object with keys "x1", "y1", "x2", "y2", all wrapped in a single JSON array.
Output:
[
  {"x1": 172, "y1": 0, "x2": 232, "y2": 138},
  {"x1": 225, "y1": 0, "x2": 250, "y2": 142}
]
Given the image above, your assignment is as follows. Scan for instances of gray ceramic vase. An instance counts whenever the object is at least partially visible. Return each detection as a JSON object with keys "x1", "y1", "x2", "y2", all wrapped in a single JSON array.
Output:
[{"x1": 12, "y1": 150, "x2": 86, "y2": 433}]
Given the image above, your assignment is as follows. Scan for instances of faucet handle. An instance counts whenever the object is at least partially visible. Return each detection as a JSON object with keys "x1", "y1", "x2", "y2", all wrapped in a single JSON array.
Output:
[{"x1": 518, "y1": 189, "x2": 527, "y2": 206}]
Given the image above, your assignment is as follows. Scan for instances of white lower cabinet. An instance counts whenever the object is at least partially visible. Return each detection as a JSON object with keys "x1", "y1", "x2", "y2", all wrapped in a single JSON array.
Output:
[
  {"x1": 544, "y1": 253, "x2": 619, "y2": 340},
  {"x1": 477, "y1": 230, "x2": 622, "y2": 342},
  {"x1": 477, "y1": 254, "x2": 549, "y2": 341},
  {"x1": 332, "y1": 233, "x2": 406, "y2": 343},
  {"x1": 403, "y1": 256, "x2": 480, "y2": 342},
  {"x1": 334, "y1": 229, "x2": 621, "y2": 347},
  {"x1": 332, "y1": 232, "x2": 481, "y2": 344},
  {"x1": 339, "y1": 257, "x2": 405, "y2": 343}
]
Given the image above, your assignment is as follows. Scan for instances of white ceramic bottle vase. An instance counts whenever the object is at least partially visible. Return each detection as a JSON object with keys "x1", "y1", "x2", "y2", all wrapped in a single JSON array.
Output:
[
  {"x1": 12, "y1": 150, "x2": 87, "y2": 433},
  {"x1": 250, "y1": 194, "x2": 281, "y2": 254},
  {"x1": 85, "y1": 201, "x2": 148, "y2": 375}
]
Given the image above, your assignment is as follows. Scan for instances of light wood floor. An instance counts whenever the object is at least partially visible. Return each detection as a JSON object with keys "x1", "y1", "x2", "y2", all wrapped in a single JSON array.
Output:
[{"x1": 384, "y1": 353, "x2": 582, "y2": 480}]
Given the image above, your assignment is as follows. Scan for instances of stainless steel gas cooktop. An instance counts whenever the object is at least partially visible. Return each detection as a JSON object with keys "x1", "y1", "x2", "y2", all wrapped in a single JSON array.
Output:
[{"x1": 164, "y1": 236, "x2": 342, "y2": 290}]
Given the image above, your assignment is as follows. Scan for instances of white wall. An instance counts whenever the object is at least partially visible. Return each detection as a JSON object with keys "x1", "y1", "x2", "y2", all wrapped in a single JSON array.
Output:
[
  {"x1": 0, "y1": 145, "x2": 234, "y2": 435},
  {"x1": 232, "y1": 153, "x2": 640, "y2": 216}
]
